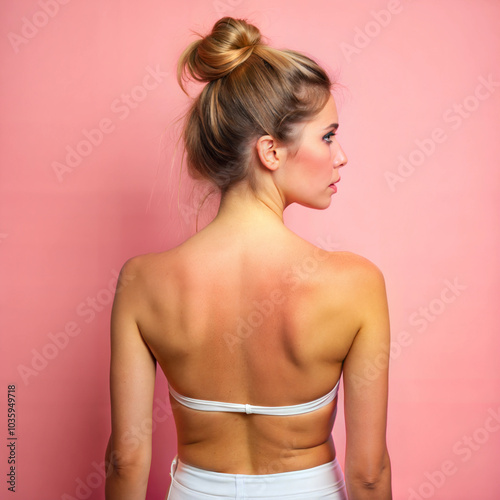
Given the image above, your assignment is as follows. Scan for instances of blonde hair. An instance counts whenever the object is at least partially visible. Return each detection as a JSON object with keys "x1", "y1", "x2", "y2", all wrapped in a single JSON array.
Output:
[{"x1": 178, "y1": 17, "x2": 333, "y2": 192}]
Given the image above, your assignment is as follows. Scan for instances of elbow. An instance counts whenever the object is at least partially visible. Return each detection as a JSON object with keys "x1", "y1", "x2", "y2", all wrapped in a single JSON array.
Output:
[
  {"x1": 105, "y1": 456, "x2": 151, "y2": 496},
  {"x1": 358, "y1": 474, "x2": 387, "y2": 491},
  {"x1": 105, "y1": 459, "x2": 150, "y2": 500},
  {"x1": 106, "y1": 445, "x2": 151, "y2": 479},
  {"x1": 109, "y1": 454, "x2": 151, "y2": 477},
  {"x1": 346, "y1": 451, "x2": 392, "y2": 494},
  {"x1": 104, "y1": 436, "x2": 151, "y2": 499},
  {"x1": 360, "y1": 457, "x2": 390, "y2": 488}
]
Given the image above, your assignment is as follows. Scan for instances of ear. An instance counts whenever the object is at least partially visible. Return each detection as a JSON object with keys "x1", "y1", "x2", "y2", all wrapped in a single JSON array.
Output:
[{"x1": 255, "y1": 135, "x2": 285, "y2": 172}]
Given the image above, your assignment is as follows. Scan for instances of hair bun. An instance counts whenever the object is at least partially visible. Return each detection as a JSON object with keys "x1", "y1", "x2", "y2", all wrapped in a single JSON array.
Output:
[{"x1": 178, "y1": 17, "x2": 262, "y2": 87}]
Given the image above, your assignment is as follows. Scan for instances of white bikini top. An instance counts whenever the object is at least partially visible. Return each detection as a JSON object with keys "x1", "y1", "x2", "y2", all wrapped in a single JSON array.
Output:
[{"x1": 168, "y1": 379, "x2": 340, "y2": 416}]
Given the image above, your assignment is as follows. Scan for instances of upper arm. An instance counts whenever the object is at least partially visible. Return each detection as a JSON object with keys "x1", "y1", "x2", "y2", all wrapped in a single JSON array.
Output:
[
  {"x1": 108, "y1": 257, "x2": 157, "y2": 469},
  {"x1": 342, "y1": 258, "x2": 390, "y2": 477}
]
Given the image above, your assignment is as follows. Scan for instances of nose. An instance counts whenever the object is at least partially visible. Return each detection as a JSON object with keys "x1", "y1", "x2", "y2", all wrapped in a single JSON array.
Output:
[{"x1": 333, "y1": 143, "x2": 348, "y2": 169}]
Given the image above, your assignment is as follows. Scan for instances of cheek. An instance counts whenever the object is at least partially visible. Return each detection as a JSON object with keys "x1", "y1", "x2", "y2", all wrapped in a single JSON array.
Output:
[{"x1": 299, "y1": 147, "x2": 332, "y2": 177}]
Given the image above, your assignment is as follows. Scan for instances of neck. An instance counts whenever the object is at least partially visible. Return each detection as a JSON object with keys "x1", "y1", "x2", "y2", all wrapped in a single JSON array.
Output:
[{"x1": 214, "y1": 180, "x2": 286, "y2": 229}]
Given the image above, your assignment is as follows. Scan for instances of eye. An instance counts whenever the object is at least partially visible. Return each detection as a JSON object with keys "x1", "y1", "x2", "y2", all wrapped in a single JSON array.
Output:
[{"x1": 323, "y1": 131, "x2": 336, "y2": 143}]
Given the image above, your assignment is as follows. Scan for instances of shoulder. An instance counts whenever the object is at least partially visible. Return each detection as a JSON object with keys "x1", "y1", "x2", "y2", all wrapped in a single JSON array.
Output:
[
  {"x1": 114, "y1": 251, "x2": 173, "y2": 302},
  {"x1": 115, "y1": 247, "x2": 190, "y2": 307},
  {"x1": 116, "y1": 253, "x2": 152, "y2": 290},
  {"x1": 118, "y1": 248, "x2": 182, "y2": 282},
  {"x1": 330, "y1": 253, "x2": 389, "y2": 334},
  {"x1": 314, "y1": 250, "x2": 388, "y2": 320},
  {"x1": 318, "y1": 250, "x2": 385, "y2": 287},
  {"x1": 119, "y1": 252, "x2": 152, "y2": 271}
]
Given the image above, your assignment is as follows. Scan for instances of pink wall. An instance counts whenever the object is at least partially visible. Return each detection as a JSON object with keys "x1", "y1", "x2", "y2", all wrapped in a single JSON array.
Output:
[{"x1": 1, "y1": 1, "x2": 499, "y2": 499}]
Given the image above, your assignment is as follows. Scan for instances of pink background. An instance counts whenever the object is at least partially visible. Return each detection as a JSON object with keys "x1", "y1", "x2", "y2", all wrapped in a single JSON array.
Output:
[{"x1": 1, "y1": 1, "x2": 499, "y2": 499}]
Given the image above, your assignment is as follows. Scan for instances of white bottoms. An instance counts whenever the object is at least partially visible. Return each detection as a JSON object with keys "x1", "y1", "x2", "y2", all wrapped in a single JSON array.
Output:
[{"x1": 166, "y1": 456, "x2": 348, "y2": 499}]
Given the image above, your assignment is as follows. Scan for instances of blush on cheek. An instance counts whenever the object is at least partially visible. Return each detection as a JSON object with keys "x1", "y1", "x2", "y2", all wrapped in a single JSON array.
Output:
[{"x1": 300, "y1": 148, "x2": 323, "y2": 172}]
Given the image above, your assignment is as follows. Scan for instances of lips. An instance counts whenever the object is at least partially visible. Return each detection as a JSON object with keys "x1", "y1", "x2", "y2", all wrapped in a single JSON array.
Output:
[{"x1": 329, "y1": 177, "x2": 341, "y2": 191}]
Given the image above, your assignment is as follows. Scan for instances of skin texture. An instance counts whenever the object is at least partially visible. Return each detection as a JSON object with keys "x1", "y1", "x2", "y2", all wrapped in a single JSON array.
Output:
[
  {"x1": 105, "y1": 95, "x2": 392, "y2": 499},
  {"x1": 265, "y1": 95, "x2": 344, "y2": 210}
]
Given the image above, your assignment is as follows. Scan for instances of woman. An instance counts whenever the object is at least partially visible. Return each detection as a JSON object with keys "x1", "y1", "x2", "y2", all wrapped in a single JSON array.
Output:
[{"x1": 105, "y1": 17, "x2": 392, "y2": 500}]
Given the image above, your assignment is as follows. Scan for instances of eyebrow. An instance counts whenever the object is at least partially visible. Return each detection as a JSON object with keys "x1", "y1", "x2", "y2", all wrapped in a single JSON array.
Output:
[{"x1": 323, "y1": 123, "x2": 339, "y2": 131}]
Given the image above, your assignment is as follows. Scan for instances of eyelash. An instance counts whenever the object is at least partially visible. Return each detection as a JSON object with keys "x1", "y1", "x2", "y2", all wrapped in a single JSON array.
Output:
[{"x1": 323, "y1": 131, "x2": 336, "y2": 143}]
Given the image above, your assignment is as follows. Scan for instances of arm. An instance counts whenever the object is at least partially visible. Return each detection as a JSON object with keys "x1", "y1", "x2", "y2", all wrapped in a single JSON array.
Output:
[
  {"x1": 105, "y1": 258, "x2": 157, "y2": 500},
  {"x1": 343, "y1": 260, "x2": 392, "y2": 499}
]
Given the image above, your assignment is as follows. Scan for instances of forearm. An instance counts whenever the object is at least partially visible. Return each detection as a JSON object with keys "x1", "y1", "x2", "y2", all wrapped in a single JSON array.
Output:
[{"x1": 105, "y1": 468, "x2": 149, "y2": 500}]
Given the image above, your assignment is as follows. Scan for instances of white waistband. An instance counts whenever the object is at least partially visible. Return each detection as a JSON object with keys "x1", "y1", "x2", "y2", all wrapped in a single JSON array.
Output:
[{"x1": 169, "y1": 456, "x2": 347, "y2": 497}]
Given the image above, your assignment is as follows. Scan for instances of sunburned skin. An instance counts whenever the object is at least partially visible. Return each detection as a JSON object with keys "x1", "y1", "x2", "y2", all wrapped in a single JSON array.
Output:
[
  {"x1": 130, "y1": 212, "x2": 381, "y2": 474},
  {"x1": 109, "y1": 95, "x2": 389, "y2": 476},
  {"x1": 106, "y1": 17, "x2": 391, "y2": 500}
]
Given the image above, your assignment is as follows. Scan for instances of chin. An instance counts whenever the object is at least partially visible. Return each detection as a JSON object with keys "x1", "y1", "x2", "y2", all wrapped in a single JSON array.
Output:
[{"x1": 298, "y1": 197, "x2": 332, "y2": 210}]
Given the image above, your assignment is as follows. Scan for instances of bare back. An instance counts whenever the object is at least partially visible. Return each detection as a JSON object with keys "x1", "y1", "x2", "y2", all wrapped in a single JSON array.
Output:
[
  {"x1": 105, "y1": 14, "x2": 392, "y2": 498},
  {"x1": 132, "y1": 223, "x2": 367, "y2": 474}
]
